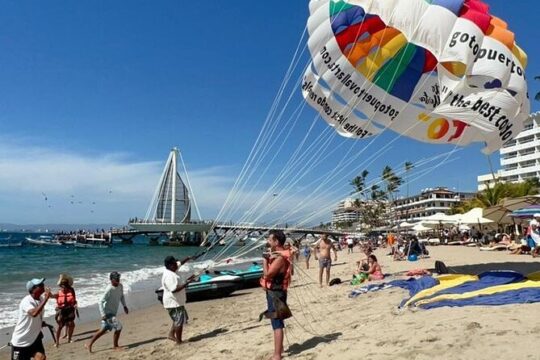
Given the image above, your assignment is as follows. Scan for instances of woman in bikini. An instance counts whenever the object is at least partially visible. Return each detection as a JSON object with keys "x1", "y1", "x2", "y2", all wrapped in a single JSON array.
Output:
[{"x1": 359, "y1": 255, "x2": 384, "y2": 281}]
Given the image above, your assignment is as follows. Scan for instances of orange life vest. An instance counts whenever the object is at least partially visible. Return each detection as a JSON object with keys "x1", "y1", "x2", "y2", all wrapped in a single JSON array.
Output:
[
  {"x1": 57, "y1": 288, "x2": 76, "y2": 308},
  {"x1": 260, "y1": 249, "x2": 292, "y2": 291}
]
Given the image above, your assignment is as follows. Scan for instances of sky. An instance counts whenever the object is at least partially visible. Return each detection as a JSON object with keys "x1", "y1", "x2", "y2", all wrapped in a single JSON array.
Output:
[{"x1": 0, "y1": 0, "x2": 539, "y2": 225}]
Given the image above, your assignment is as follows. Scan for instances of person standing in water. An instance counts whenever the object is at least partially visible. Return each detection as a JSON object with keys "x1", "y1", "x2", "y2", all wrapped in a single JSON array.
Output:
[
  {"x1": 313, "y1": 234, "x2": 338, "y2": 287},
  {"x1": 85, "y1": 272, "x2": 129, "y2": 353}
]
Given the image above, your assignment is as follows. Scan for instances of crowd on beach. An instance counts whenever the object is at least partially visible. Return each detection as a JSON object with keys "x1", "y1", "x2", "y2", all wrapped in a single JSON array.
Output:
[{"x1": 8, "y1": 225, "x2": 540, "y2": 360}]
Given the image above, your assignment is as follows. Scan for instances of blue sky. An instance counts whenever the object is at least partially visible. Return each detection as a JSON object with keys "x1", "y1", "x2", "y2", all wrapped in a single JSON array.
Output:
[{"x1": 0, "y1": 0, "x2": 539, "y2": 225}]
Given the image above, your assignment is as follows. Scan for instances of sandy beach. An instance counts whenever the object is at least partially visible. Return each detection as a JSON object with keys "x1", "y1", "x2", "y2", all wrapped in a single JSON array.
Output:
[{"x1": 2, "y1": 246, "x2": 540, "y2": 360}]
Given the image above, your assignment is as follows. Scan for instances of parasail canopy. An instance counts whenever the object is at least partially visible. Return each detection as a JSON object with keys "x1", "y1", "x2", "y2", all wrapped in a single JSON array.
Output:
[{"x1": 303, "y1": 0, "x2": 529, "y2": 153}]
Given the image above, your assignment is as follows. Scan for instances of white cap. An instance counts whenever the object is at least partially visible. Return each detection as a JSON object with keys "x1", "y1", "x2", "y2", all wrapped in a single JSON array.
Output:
[{"x1": 534, "y1": 213, "x2": 540, "y2": 218}]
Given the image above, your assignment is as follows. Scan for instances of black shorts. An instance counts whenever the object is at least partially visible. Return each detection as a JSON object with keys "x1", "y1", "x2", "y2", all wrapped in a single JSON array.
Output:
[
  {"x1": 11, "y1": 332, "x2": 45, "y2": 360},
  {"x1": 347, "y1": 244, "x2": 354, "y2": 249}
]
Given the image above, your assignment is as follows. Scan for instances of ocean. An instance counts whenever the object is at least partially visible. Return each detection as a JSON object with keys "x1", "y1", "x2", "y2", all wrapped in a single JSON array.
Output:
[{"x1": 0, "y1": 232, "x2": 258, "y2": 330}]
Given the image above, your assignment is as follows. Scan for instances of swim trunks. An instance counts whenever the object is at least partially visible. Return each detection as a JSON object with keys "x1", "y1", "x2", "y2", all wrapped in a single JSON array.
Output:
[{"x1": 319, "y1": 257, "x2": 332, "y2": 269}]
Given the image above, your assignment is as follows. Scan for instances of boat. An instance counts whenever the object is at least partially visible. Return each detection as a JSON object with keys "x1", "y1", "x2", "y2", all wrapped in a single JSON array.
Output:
[
  {"x1": 210, "y1": 258, "x2": 263, "y2": 289},
  {"x1": 74, "y1": 238, "x2": 112, "y2": 248},
  {"x1": 0, "y1": 236, "x2": 23, "y2": 248},
  {"x1": 186, "y1": 274, "x2": 242, "y2": 302},
  {"x1": 25, "y1": 235, "x2": 66, "y2": 246}
]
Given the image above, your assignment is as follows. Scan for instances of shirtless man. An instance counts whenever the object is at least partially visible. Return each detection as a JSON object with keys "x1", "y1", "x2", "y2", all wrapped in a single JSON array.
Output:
[{"x1": 313, "y1": 234, "x2": 337, "y2": 287}]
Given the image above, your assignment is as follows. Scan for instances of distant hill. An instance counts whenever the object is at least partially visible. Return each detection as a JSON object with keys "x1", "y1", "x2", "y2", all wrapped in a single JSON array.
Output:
[{"x1": 0, "y1": 223, "x2": 124, "y2": 232}]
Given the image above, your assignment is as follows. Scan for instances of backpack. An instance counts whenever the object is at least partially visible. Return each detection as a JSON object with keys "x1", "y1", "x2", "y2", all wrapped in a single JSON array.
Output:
[{"x1": 434, "y1": 260, "x2": 449, "y2": 274}]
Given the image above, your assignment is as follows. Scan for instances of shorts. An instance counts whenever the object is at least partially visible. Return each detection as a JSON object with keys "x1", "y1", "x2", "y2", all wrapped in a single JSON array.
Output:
[
  {"x1": 347, "y1": 244, "x2": 354, "y2": 249},
  {"x1": 100, "y1": 315, "x2": 123, "y2": 332},
  {"x1": 56, "y1": 306, "x2": 76, "y2": 323},
  {"x1": 319, "y1": 257, "x2": 332, "y2": 269},
  {"x1": 266, "y1": 291, "x2": 288, "y2": 330},
  {"x1": 167, "y1": 306, "x2": 188, "y2": 328},
  {"x1": 11, "y1": 332, "x2": 45, "y2": 360}
]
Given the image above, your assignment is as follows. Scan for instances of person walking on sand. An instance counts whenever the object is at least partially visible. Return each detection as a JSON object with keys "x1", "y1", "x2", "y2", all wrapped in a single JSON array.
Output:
[
  {"x1": 260, "y1": 230, "x2": 292, "y2": 360},
  {"x1": 10, "y1": 278, "x2": 51, "y2": 360},
  {"x1": 85, "y1": 272, "x2": 129, "y2": 353},
  {"x1": 313, "y1": 234, "x2": 337, "y2": 287},
  {"x1": 53, "y1": 274, "x2": 77, "y2": 347},
  {"x1": 161, "y1": 256, "x2": 194, "y2": 344}
]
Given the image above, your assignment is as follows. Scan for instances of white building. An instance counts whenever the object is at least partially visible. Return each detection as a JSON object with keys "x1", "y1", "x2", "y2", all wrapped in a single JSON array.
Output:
[
  {"x1": 331, "y1": 198, "x2": 360, "y2": 225},
  {"x1": 393, "y1": 187, "x2": 475, "y2": 222},
  {"x1": 477, "y1": 112, "x2": 540, "y2": 191}
]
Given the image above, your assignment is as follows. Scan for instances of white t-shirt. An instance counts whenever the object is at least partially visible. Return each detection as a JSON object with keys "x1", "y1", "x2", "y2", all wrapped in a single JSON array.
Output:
[
  {"x1": 11, "y1": 295, "x2": 43, "y2": 347},
  {"x1": 161, "y1": 269, "x2": 187, "y2": 309},
  {"x1": 346, "y1": 238, "x2": 354, "y2": 245}
]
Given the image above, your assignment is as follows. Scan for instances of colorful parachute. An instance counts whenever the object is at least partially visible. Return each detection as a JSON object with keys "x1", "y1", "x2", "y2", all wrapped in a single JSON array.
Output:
[{"x1": 303, "y1": 0, "x2": 530, "y2": 153}]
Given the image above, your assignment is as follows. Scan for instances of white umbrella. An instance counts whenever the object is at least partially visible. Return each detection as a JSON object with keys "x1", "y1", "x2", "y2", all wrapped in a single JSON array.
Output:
[
  {"x1": 413, "y1": 223, "x2": 432, "y2": 232},
  {"x1": 423, "y1": 212, "x2": 458, "y2": 224},
  {"x1": 399, "y1": 221, "x2": 415, "y2": 228},
  {"x1": 455, "y1": 208, "x2": 493, "y2": 225}
]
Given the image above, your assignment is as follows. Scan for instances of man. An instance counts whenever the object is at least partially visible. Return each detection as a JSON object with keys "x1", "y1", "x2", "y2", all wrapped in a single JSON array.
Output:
[
  {"x1": 10, "y1": 278, "x2": 51, "y2": 360},
  {"x1": 313, "y1": 234, "x2": 337, "y2": 287},
  {"x1": 346, "y1": 237, "x2": 354, "y2": 254},
  {"x1": 85, "y1": 271, "x2": 129, "y2": 353},
  {"x1": 260, "y1": 230, "x2": 292, "y2": 360},
  {"x1": 161, "y1": 256, "x2": 194, "y2": 344}
]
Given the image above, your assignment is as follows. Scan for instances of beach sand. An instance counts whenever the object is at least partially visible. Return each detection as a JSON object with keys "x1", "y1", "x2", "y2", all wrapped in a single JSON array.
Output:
[{"x1": 2, "y1": 246, "x2": 540, "y2": 360}]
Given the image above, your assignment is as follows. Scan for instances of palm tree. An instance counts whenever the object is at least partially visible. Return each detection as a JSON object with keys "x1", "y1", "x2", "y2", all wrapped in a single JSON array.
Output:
[
  {"x1": 350, "y1": 170, "x2": 369, "y2": 198},
  {"x1": 381, "y1": 166, "x2": 403, "y2": 202}
]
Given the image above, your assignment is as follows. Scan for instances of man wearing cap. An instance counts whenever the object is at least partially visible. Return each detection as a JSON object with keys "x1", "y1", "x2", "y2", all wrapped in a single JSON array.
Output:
[
  {"x1": 161, "y1": 256, "x2": 194, "y2": 344},
  {"x1": 10, "y1": 278, "x2": 51, "y2": 360},
  {"x1": 85, "y1": 272, "x2": 129, "y2": 353}
]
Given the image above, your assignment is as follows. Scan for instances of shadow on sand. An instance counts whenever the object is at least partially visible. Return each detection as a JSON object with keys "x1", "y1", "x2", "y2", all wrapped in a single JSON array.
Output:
[
  {"x1": 286, "y1": 332, "x2": 342, "y2": 356},
  {"x1": 125, "y1": 337, "x2": 167, "y2": 349},
  {"x1": 188, "y1": 328, "x2": 228, "y2": 342}
]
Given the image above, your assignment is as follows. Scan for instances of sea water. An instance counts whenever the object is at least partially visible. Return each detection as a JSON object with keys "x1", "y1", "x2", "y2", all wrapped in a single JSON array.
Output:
[{"x1": 0, "y1": 232, "x2": 257, "y2": 330}]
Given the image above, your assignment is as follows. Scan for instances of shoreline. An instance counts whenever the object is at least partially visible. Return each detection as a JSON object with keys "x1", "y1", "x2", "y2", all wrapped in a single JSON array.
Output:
[{"x1": 2, "y1": 246, "x2": 540, "y2": 359}]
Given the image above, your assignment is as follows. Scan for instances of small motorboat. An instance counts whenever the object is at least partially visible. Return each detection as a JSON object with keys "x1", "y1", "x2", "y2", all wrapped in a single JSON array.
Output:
[
  {"x1": 213, "y1": 263, "x2": 263, "y2": 289},
  {"x1": 74, "y1": 238, "x2": 111, "y2": 248},
  {"x1": 0, "y1": 236, "x2": 23, "y2": 248},
  {"x1": 25, "y1": 235, "x2": 65, "y2": 246},
  {"x1": 186, "y1": 274, "x2": 242, "y2": 302}
]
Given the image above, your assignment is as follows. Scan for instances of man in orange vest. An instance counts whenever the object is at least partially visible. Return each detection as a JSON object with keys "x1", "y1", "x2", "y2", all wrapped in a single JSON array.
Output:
[{"x1": 261, "y1": 230, "x2": 292, "y2": 360}]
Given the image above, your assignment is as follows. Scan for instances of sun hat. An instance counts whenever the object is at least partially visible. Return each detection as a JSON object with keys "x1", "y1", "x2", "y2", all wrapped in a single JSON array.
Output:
[
  {"x1": 57, "y1": 273, "x2": 74, "y2": 287},
  {"x1": 26, "y1": 278, "x2": 45, "y2": 292}
]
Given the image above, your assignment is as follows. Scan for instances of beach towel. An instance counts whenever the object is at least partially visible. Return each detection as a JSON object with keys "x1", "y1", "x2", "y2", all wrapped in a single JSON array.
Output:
[
  {"x1": 349, "y1": 283, "x2": 394, "y2": 298},
  {"x1": 479, "y1": 245, "x2": 508, "y2": 251}
]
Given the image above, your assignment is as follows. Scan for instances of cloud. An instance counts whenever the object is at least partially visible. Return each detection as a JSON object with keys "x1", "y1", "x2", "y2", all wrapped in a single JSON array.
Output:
[{"x1": 0, "y1": 138, "x2": 336, "y2": 225}]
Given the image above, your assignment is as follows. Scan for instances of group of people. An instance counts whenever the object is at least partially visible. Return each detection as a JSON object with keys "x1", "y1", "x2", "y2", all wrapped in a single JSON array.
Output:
[
  {"x1": 9, "y1": 230, "x2": 373, "y2": 360},
  {"x1": 10, "y1": 270, "x2": 130, "y2": 360}
]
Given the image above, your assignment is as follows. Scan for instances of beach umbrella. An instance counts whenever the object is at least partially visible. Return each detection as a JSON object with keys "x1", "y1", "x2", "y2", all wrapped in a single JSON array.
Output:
[
  {"x1": 399, "y1": 221, "x2": 415, "y2": 228},
  {"x1": 457, "y1": 208, "x2": 493, "y2": 225},
  {"x1": 423, "y1": 213, "x2": 457, "y2": 224},
  {"x1": 484, "y1": 195, "x2": 540, "y2": 224},
  {"x1": 412, "y1": 223, "x2": 432, "y2": 232},
  {"x1": 510, "y1": 205, "x2": 540, "y2": 219}
]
